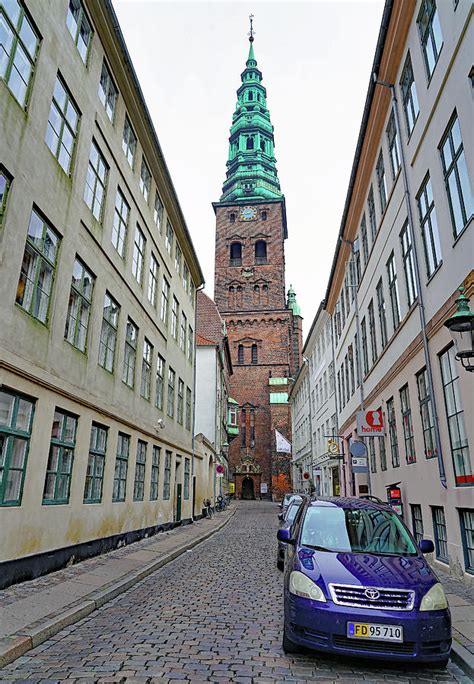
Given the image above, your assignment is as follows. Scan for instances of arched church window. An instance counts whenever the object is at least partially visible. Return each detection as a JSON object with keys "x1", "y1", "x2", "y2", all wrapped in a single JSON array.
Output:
[
  {"x1": 238, "y1": 345, "x2": 244, "y2": 364},
  {"x1": 251, "y1": 344, "x2": 258, "y2": 365},
  {"x1": 253, "y1": 284, "x2": 260, "y2": 305},
  {"x1": 230, "y1": 242, "x2": 242, "y2": 266},
  {"x1": 229, "y1": 213, "x2": 235, "y2": 223},
  {"x1": 255, "y1": 240, "x2": 267, "y2": 264},
  {"x1": 228, "y1": 286, "x2": 235, "y2": 307},
  {"x1": 246, "y1": 136, "x2": 254, "y2": 150}
]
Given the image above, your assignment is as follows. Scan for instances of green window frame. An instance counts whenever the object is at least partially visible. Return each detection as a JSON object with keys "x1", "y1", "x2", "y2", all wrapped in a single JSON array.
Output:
[
  {"x1": 84, "y1": 140, "x2": 108, "y2": 222},
  {"x1": 431, "y1": 506, "x2": 448, "y2": 562},
  {"x1": 66, "y1": 0, "x2": 92, "y2": 64},
  {"x1": 43, "y1": 409, "x2": 77, "y2": 504},
  {"x1": 439, "y1": 346, "x2": 472, "y2": 486},
  {"x1": 367, "y1": 185, "x2": 377, "y2": 243},
  {"x1": 148, "y1": 253, "x2": 159, "y2": 307},
  {"x1": 459, "y1": 509, "x2": 474, "y2": 574},
  {"x1": 122, "y1": 116, "x2": 136, "y2": 168},
  {"x1": 0, "y1": 0, "x2": 40, "y2": 108},
  {"x1": 400, "y1": 52, "x2": 419, "y2": 136},
  {"x1": 360, "y1": 316, "x2": 368, "y2": 376},
  {"x1": 386, "y1": 109, "x2": 400, "y2": 179},
  {"x1": 184, "y1": 457, "x2": 190, "y2": 499},
  {"x1": 185, "y1": 386, "x2": 192, "y2": 430},
  {"x1": 411, "y1": 504, "x2": 424, "y2": 543},
  {"x1": 0, "y1": 389, "x2": 34, "y2": 506},
  {"x1": 98, "y1": 291, "x2": 119, "y2": 372},
  {"x1": 133, "y1": 439, "x2": 147, "y2": 501},
  {"x1": 111, "y1": 188, "x2": 129, "y2": 258},
  {"x1": 64, "y1": 257, "x2": 95, "y2": 352},
  {"x1": 150, "y1": 445, "x2": 160, "y2": 501},
  {"x1": 416, "y1": 368, "x2": 436, "y2": 459},
  {"x1": 167, "y1": 367, "x2": 175, "y2": 418},
  {"x1": 163, "y1": 450, "x2": 171, "y2": 500},
  {"x1": 376, "y1": 150, "x2": 387, "y2": 213},
  {"x1": 187, "y1": 325, "x2": 193, "y2": 364},
  {"x1": 387, "y1": 397, "x2": 400, "y2": 468},
  {"x1": 376, "y1": 278, "x2": 388, "y2": 349},
  {"x1": 112, "y1": 432, "x2": 129, "y2": 502},
  {"x1": 160, "y1": 276, "x2": 170, "y2": 324},
  {"x1": 368, "y1": 299, "x2": 378, "y2": 364},
  {"x1": 0, "y1": 167, "x2": 12, "y2": 229},
  {"x1": 84, "y1": 423, "x2": 107, "y2": 503},
  {"x1": 416, "y1": 175, "x2": 442, "y2": 277},
  {"x1": 98, "y1": 59, "x2": 117, "y2": 121},
  {"x1": 400, "y1": 384, "x2": 416, "y2": 464},
  {"x1": 386, "y1": 252, "x2": 401, "y2": 330},
  {"x1": 45, "y1": 74, "x2": 80, "y2": 175},
  {"x1": 16, "y1": 208, "x2": 60, "y2": 324},
  {"x1": 439, "y1": 113, "x2": 473, "y2": 238},
  {"x1": 179, "y1": 312, "x2": 187, "y2": 352},
  {"x1": 155, "y1": 354, "x2": 165, "y2": 411},
  {"x1": 417, "y1": 0, "x2": 443, "y2": 79},
  {"x1": 122, "y1": 318, "x2": 138, "y2": 388},
  {"x1": 140, "y1": 338, "x2": 153, "y2": 400},
  {"x1": 171, "y1": 296, "x2": 179, "y2": 340},
  {"x1": 400, "y1": 222, "x2": 418, "y2": 307},
  {"x1": 177, "y1": 378, "x2": 184, "y2": 425}
]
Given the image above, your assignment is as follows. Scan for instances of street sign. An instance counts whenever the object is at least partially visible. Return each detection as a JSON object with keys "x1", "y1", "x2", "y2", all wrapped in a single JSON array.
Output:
[
  {"x1": 216, "y1": 464, "x2": 224, "y2": 474},
  {"x1": 260, "y1": 482, "x2": 268, "y2": 494},
  {"x1": 356, "y1": 408, "x2": 384, "y2": 436},
  {"x1": 352, "y1": 457, "x2": 368, "y2": 473},
  {"x1": 350, "y1": 441, "x2": 368, "y2": 474},
  {"x1": 349, "y1": 441, "x2": 367, "y2": 457},
  {"x1": 303, "y1": 472, "x2": 310, "y2": 480}
]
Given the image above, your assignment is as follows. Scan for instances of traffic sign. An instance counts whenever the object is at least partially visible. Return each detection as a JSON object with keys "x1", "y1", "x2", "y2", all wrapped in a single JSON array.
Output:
[{"x1": 303, "y1": 472, "x2": 310, "y2": 480}]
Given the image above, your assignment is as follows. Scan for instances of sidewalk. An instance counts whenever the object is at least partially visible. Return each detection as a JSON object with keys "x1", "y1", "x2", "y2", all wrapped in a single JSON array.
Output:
[
  {"x1": 0, "y1": 507, "x2": 235, "y2": 669},
  {"x1": 0, "y1": 505, "x2": 472, "y2": 679}
]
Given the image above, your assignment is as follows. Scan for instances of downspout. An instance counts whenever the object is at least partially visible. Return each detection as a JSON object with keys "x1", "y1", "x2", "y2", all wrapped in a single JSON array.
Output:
[
  {"x1": 191, "y1": 284, "x2": 205, "y2": 520},
  {"x1": 373, "y1": 75, "x2": 447, "y2": 488}
]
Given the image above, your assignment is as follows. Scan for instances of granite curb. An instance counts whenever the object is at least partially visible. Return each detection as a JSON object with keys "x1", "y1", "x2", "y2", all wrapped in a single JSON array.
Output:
[
  {"x1": 450, "y1": 638, "x2": 474, "y2": 680},
  {"x1": 0, "y1": 508, "x2": 236, "y2": 669}
]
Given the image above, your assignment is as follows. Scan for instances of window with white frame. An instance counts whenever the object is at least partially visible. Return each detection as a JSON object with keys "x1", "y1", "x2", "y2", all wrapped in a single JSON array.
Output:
[
  {"x1": 186, "y1": 387, "x2": 192, "y2": 430},
  {"x1": 111, "y1": 189, "x2": 129, "y2": 258},
  {"x1": 417, "y1": 0, "x2": 443, "y2": 79},
  {"x1": 84, "y1": 141, "x2": 108, "y2": 222},
  {"x1": 387, "y1": 397, "x2": 400, "y2": 468},
  {"x1": 187, "y1": 325, "x2": 193, "y2": 363},
  {"x1": 1, "y1": 0, "x2": 40, "y2": 107},
  {"x1": 64, "y1": 257, "x2": 95, "y2": 352},
  {"x1": 16, "y1": 209, "x2": 60, "y2": 324},
  {"x1": 175, "y1": 243, "x2": 182, "y2": 276},
  {"x1": 171, "y1": 296, "x2": 179, "y2": 340},
  {"x1": 386, "y1": 110, "x2": 401, "y2": 179},
  {"x1": 411, "y1": 504, "x2": 424, "y2": 543},
  {"x1": 163, "y1": 451, "x2": 171, "y2": 499},
  {"x1": 368, "y1": 299, "x2": 378, "y2": 364},
  {"x1": 98, "y1": 291, "x2": 119, "y2": 372},
  {"x1": 400, "y1": 222, "x2": 418, "y2": 307},
  {"x1": 182, "y1": 262, "x2": 189, "y2": 293},
  {"x1": 147, "y1": 253, "x2": 159, "y2": 307},
  {"x1": 416, "y1": 175, "x2": 442, "y2": 277},
  {"x1": 367, "y1": 186, "x2": 377, "y2": 243},
  {"x1": 42, "y1": 409, "x2": 77, "y2": 505},
  {"x1": 459, "y1": 509, "x2": 474, "y2": 574},
  {"x1": 140, "y1": 338, "x2": 153, "y2": 400},
  {"x1": 155, "y1": 354, "x2": 165, "y2": 411},
  {"x1": 179, "y1": 312, "x2": 187, "y2": 352},
  {"x1": 376, "y1": 278, "x2": 388, "y2": 349},
  {"x1": 439, "y1": 114, "x2": 473, "y2": 238},
  {"x1": 154, "y1": 192, "x2": 163, "y2": 230},
  {"x1": 98, "y1": 60, "x2": 117, "y2": 121},
  {"x1": 66, "y1": 0, "x2": 92, "y2": 63},
  {"x1": 416, "y1": 368, "x2": 436, "y2": 459},
  {"x1": 360, "y1": 216, "x2": 369, "y2": 267},
  {"x1": 184, "y1": 457, "x2": 190, "y2": 499},
  {"x1": 177, "y1": 378, "x2": 184, "y2": 425},
  {"x1": 45, "y1": 75, "x2": 80, "y2": 175},
  {"x1": 132, "y1": 225, "x2": 146, "y2": 285},
  {"x1": 122, "y1": 318, "x2": 138, "y2": 387},
  {"x1": 167, "y1": 367, "x2": 175, "y2": 418},
  {"x1": 369, "y1": 437, "x2": 376, "y2": 473},
  {"x1": 376, "y1": 151, "x2": 387, "y2": 213},
  {"x1": 139, "y1": 158, "x2": 151, "y2": 203},
  {"x1": 400, "y1": 384, "x2": 416, "y2": 464},
  {"x1": 361, "y1": 316, "x2": 369, "y2": 376},
  {"x1": 165, "y1": 220, "x2": 174, "y2": 256},
  {"x1": 439, "y1": 346, "x2": 472, "y2": 486},
  {"x1": 386, "y1": 252, "x2": 401, "y2": 330},
  {"x1": 400, "y1": 52, "x2": 419, "y2": 136},
  {"x1": 160, "y1": 276, "x2": 170, "y2": 325},
  {"x1": 122, "y1": 116, "x2": 137, "y2": 168}
]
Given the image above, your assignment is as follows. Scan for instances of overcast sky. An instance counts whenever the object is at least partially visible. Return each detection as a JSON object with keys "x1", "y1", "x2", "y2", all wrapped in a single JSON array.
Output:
[{"x1": 114, "y1": 0, "x2": 385, "y2": 338}]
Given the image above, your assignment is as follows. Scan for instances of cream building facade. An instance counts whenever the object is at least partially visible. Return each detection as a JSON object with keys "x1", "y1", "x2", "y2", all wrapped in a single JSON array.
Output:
[
  {"x1": 0, "y1": 0, "x2": 207, "y2": 587},
  {"x1": 325, "y1": 0, "x2": 473, "y2": 584}
]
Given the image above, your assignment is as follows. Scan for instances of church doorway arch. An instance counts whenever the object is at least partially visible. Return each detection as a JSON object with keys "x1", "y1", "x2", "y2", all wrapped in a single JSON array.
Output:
[{"x1": 242, "y1": 477, "x2": 255, "y2": 500}]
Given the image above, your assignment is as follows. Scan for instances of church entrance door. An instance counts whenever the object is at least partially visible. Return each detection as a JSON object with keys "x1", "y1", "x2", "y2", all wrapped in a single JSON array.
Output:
[{"x1": 242, "y1": 477, "x2": 255, "y2": 500}]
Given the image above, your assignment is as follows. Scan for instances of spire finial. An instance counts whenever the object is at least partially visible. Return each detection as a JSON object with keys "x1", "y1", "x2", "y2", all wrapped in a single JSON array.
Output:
[{"x1": 248, "y1": 14, "x2": 255, "y2": 42}]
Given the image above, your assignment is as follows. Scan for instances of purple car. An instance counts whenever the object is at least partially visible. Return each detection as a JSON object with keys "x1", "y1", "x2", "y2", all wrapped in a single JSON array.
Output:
[{"x1": 277, "y1": 497, "x2": 451, "y2": 666}]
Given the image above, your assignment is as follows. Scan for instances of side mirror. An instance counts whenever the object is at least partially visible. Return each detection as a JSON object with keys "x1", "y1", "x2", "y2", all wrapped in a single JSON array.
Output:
[
  {"x1": 419, "y1": 539, "x2": 434, "y2": 554},
  {"x1": 278, "y1": 513, "x2": 284, "y2": 521},
  {"x1": 277, "y1": 527, "x2": 293, "y2": 544}
]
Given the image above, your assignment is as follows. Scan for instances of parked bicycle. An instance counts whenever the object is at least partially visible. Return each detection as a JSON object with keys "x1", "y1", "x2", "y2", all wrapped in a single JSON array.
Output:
[{"x1": 203, "y1": 498, "x2": 214, "y2": 518}]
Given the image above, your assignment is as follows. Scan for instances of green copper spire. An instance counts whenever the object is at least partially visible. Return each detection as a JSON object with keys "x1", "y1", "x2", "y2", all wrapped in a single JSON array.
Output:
[
  {"x1": 287, "y1": 285, "x2": 301, "y2": 316},
  {"x1": 220, "y1": 21, "x2": 282, "y2": 203}
]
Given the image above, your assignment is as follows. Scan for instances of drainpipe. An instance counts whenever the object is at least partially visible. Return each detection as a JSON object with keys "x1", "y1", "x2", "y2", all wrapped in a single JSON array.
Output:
[
  {"x1": 373, "y1": 75, "x2": 447, "y2": 488},
  {"x1": 191, "y1": 284, "x2": 206, "y2": 521}
]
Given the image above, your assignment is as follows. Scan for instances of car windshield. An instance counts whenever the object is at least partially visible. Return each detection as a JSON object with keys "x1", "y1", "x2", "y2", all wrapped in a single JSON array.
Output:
[{"x1": 300, "y1": 505, "x2": 418, "y2": 556}]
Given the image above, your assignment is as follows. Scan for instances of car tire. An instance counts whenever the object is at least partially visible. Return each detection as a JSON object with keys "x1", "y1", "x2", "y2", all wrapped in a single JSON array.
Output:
[
  {"x1": 277, "y1": 559, "x2": 284, "y2": 571},
  {"x1": 282, "y1": 625, "x2": 302, "y2": 654}
]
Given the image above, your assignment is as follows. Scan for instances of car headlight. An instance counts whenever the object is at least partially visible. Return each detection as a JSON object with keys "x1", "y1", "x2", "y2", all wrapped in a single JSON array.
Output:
[
  {"x1": 289, "y1": 571, "x2": 326, "y2": 602},
  {"x1": 420, "y1": 583, "x2": 448, "y2": 611}
]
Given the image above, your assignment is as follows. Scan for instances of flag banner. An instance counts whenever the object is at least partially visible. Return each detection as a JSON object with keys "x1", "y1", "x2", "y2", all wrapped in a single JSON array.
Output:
[{"x1": 275, "y1": 429, "x2": 292, "y2": 453}]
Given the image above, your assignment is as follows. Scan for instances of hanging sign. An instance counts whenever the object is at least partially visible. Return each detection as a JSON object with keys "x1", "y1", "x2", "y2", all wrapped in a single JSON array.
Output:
[{"x1": 356, "y1": 408, "x2": 384, "y2": 435}]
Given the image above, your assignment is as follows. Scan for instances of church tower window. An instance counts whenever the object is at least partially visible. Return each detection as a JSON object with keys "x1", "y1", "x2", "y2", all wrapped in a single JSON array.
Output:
[
  {"x1": 229, "y1": 213, "x2": 236, "y2": 223},
  {"x1": 251, "y1": 344, "x2": 258, "y2": 364},
  {"x1": 261, "y1": 210, "x2": 267, "y2": 221},
  {"x1": 255, "y1": 240, "x2": 267, "y2": 264},
  {"x1": 238, "y1": 344, "x2": 244, "y2": 364},
  {"x1": 246, "y1": 136, "x2": 254, "y2": 150},
  {"x1": 230, "y1": 242, "x2": 242, "y2": 265}
]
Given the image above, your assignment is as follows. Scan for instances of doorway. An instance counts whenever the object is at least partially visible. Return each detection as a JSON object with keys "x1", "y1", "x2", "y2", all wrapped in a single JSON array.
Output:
[{"x1": 242, "y1": 477, "x2": 255, "y2": 500}]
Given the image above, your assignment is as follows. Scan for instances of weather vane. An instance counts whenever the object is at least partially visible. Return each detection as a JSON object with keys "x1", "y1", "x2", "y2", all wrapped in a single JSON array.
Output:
[{"x1": 248, "y1": 14, "x2": 255, "y2": 42}]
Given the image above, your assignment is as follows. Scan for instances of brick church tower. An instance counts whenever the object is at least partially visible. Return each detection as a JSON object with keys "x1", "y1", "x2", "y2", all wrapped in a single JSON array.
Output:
[{"x1": 213, "y1": 27, "x2": 302, "y2": 500}]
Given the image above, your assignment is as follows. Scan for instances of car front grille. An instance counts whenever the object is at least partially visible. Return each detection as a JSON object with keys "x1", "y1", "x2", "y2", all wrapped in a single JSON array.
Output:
[
  {"x1": 333, "y1": 635, "x2": 415, "y2": 655},
  {"x1": 329, "y1": 583, "x2": 415, "y2": 611}
]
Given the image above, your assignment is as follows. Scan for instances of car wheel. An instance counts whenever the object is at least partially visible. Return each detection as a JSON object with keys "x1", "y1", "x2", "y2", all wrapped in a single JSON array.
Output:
[
  {"x1": 277, "y1": 559, "x2": 284, "y2": 571},
  {"x1": 282, "y1": 625, "x2": 302, "y2": 653}
]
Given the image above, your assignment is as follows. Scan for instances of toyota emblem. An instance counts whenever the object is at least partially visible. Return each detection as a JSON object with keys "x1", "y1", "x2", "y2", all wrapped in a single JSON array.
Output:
[{"x1": 365, "y1": 588, "x2": 380, "y2": 600}]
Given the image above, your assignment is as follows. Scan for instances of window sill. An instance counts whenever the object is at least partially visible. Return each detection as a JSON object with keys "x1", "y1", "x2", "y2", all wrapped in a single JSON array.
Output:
[
  {"x1": 426, "y1": 261, "x2": 443, "y2": 285},
  {"x1": 452, "y1": 215, "x2": 473, "y2": 247}
]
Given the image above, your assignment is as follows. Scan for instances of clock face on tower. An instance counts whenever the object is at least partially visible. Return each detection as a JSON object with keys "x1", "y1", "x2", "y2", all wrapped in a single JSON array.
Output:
[{"x1": 239, "y1": 206, "x2": 257, "y2": 221}]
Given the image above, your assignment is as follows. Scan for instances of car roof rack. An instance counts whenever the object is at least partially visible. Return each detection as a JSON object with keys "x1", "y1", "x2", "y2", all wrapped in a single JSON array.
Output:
[{"x1": 359, "y1": 494, "x2": 385, "y2": 504}]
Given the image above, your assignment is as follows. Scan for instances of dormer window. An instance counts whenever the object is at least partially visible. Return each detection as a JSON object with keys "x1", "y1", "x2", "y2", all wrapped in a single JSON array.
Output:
[
  {"x1": 230, "y1": 242, "x2": 242, "y2": 266},
  {"x1": 255, "y1": 240, "x2": 267, "y2": 264}
]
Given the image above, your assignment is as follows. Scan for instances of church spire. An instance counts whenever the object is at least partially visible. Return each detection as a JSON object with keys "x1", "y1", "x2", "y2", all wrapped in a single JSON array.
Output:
[{"x1": 219, "y1": 17, "x2": 282, "y2": 204}]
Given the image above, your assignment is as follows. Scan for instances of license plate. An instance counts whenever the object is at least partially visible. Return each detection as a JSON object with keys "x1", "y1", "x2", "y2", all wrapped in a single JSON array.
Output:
[{"x1": 347, "y1": 622, "x2": 403, "y2": 643}]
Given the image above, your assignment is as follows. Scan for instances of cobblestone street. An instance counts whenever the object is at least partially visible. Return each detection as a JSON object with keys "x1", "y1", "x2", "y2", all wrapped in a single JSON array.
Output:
[{"x1": 0, "y1": 502, "x2": 470, "y2": 683}]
